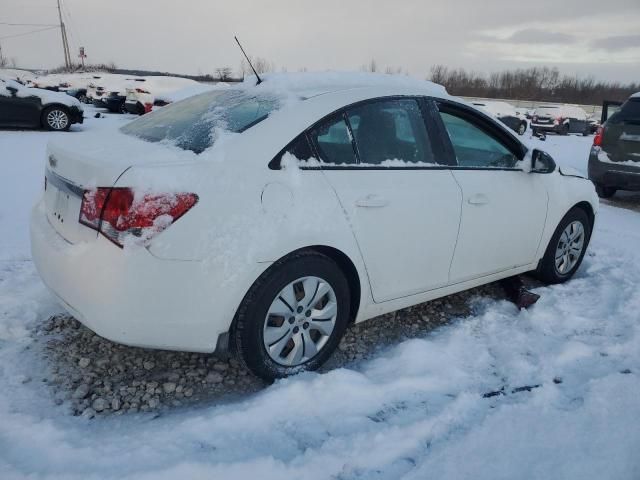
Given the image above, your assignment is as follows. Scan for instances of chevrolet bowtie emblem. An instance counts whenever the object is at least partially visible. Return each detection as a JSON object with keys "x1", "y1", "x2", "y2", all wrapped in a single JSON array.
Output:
[{"x1": 48, "y1": 155, "x2": 57, "y2": 168}]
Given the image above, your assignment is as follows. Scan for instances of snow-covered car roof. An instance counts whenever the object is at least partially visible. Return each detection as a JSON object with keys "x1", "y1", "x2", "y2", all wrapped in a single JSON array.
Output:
[
  {"x1": 534, "y1": 104, "x2": 587, "y2": 120},
  {"x1": 631, "y1": 92, "x2": 640, "y2": 99},
  {"x1": 471, "y1": 100, "x2": 518, "y2": 117},
  {"x1": 0, "y1": 68, "x2": 36, "y2": 83},
  {"x1": 245, "y1": 71, "x2": 449, "y2": 99},
  {"x1": 1, "y1": 77, "x2": 82, "y2": 108}
]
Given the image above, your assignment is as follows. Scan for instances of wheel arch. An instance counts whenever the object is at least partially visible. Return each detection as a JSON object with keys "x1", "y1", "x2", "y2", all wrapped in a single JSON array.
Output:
[
  {"x1": 572, "y1": 201, "x2": 595, "y2": 233},
  {"x1": 221, "y1": 245, "x2": 363, "y2": 357}
]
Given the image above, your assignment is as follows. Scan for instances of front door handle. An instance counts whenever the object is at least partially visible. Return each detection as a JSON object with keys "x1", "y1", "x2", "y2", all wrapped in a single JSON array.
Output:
[
  {"x1": 467, "y1": 193, "x2": 489, "y2": 205},
  {"x1": 356, "y1": 194, "x2": 389, "y2": 208}
]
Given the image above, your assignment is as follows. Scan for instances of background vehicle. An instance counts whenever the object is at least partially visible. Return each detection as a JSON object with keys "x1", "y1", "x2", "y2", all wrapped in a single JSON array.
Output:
[
  {"x1": 588, "y1": 92, "x2": 640, "y2": 198},
  {"x1": 124, "y1": 76, "x2": 199, "y2": 114},
  {"x1": 531, "y1": 105, "x2": 590, "y2": 135},
  {"x1": 30, "y1": 74, "x2": 597, "y2": 381},
  {"x1": 66, "y1": 87, "x2": 89, "y2": 104},
  {"x1": 471, "y1": 100, "x2": 528, "y2": 135},
  {"x1": 0, "y1": 77, "x2": 83, "y2": 131}
]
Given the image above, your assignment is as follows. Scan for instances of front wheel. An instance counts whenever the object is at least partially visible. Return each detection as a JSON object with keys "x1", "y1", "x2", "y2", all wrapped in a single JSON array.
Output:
[
  {"x1": 517, "y1": 122, "x2": 527, "y2": 136},
  {"x1": 535, "y1": 208, "x2": 591, "y2": 284},
  {"x1": 233, "y1": 251, "x2": 351, "y2": 381},
  {"x1": 42, "y1": 106, "x2": 71, "y2": 131}
]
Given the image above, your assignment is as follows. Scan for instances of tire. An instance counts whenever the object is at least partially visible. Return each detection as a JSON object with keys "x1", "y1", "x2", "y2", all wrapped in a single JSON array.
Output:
[
  {"x1": 233, "y1": 251, "x2": 351, "y2": 381},
  {"x1": 560, "y1": 123, "x2": 570, "y2": 135},
  {"x1": 535, "y1": 208, "x2": 592, "y2": 284},
  {"x1": 595, "y1": 183, "x2": 616, "y2": 199},
  {"x1": 42, "y1": 106, "x2": 71, "y2": 131},
  {"x1": 517, "y1": 122, "x2": 527, "y2": 136}
]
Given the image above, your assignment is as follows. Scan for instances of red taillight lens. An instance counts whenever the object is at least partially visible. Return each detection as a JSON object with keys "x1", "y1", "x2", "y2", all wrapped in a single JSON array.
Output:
[
  {"x1": 136, "y1": 88, "x2": 150, "y2": 94},
  {"x1": 80, "y1": 187, "x2": 198, "y2": 247},
  {"x1": 593, "y1": 126, "x2": 604, "y2": 147}
]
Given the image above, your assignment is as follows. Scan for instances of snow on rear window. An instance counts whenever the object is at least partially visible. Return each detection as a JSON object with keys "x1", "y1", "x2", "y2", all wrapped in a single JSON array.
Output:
[{"x1": 120, "y1": 89, "x2": 281, "y2": 154}]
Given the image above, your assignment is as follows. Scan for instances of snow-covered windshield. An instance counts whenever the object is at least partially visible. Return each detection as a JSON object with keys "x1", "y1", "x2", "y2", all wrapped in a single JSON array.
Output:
[{"x1": 120, "y1": 89, "x2": 281, "y2": 153}]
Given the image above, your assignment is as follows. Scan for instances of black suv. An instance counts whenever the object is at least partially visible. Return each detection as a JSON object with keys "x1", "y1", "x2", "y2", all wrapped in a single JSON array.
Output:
[{"x1": 588, "y1": 93, "x2": 640, "y2": 198}]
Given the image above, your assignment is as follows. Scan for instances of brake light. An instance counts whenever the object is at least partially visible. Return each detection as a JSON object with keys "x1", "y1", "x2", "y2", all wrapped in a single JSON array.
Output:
[
  {"x1": 593, "y1": 126, "x2": 604, "y2": 147},
  {"x1": 79, "y1": 187, "x2": 198, "y2": 247},
  {"x1": 136, "y1": 88, "x2": 150, "y2": 94}
]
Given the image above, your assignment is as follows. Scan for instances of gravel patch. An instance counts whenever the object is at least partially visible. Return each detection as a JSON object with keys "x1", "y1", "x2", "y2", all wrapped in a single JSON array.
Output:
[{"x1": 34, "y1": 280, "x2": 520, "y2": 417}]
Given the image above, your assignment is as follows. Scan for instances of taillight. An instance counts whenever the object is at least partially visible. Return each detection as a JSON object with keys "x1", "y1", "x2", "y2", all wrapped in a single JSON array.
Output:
[
  {"x1": 136, "y1": 88, "x2": 150, "y2": 94},
  {"x1": 593, "y1": 126, "x2": 604, "y2": 147},
  {"x1": 79, "y1": 187, "x2": 198, "y2": 247}
]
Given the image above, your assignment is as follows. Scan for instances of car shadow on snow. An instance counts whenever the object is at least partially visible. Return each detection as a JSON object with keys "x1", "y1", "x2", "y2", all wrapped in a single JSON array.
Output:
[{"x1": 33, "y1": 279, "x2": 532, "y2": 419}]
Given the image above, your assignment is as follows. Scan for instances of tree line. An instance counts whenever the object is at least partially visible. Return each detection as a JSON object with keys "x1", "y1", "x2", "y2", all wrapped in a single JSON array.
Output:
[{"x1": 429, "y1": 65, "x2": 639, "y2": 105}]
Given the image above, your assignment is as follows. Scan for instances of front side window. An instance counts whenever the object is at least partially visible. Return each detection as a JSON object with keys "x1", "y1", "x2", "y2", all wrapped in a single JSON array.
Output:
[
  {"x1": 438, "y1": 111, "x2": 519, "y2": 168},
  {"x1": 309, "y1": 114, "x2": 358, "y2": 165},
  {"x1": 347, "y1": 98, "x2": 434, "y2": 165},
  {"x1": 121, "y1": 89, "x2": 281, "y2": 154}
]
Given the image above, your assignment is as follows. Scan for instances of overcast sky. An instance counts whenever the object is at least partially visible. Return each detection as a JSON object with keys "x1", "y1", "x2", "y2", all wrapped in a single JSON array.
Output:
[{"x1": 2, "y1": 0, "x2": 639, "y2": 82}]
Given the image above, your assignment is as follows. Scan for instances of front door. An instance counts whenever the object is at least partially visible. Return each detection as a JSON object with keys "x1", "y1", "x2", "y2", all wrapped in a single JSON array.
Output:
[{"x1": 435, "y1": 105, "x2": 548, "y2": 283}]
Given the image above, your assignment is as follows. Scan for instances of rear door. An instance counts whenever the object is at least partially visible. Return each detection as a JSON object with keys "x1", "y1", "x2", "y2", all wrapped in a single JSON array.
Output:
[
  {"x1": 434, "y1": 100, "x2": 548, "y2": 283},
  {"x1": 310, "y1": 97, "x2": 462, "y2": 302}
]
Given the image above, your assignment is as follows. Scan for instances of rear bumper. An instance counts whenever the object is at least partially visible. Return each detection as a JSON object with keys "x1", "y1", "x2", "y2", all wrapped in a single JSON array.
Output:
[
  {"x1": 588, "y1": 148, "x2": 640, "y2": 190},
  {"x1": 30, "y1": 199, "x2": 235, "y2": 353}
]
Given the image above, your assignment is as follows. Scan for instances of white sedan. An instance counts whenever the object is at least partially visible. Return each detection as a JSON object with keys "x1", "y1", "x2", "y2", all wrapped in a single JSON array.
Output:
[{"x1": 30, "y1": 73, "x2": 598, "y2": 380}]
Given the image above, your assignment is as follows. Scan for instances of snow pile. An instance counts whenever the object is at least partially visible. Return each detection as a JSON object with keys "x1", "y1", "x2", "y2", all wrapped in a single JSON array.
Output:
[{"x1": 0, "y1": 68, "x2": 35, "y2": 84}]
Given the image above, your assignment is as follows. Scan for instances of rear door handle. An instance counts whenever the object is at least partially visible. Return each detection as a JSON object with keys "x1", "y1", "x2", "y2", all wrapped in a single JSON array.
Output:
[
  {"x1": 467, "y1": 193, "x2": 489, "y2": 205},
  {"x1": 356, "y1": 194, "x2": 389, "y2": 208}
]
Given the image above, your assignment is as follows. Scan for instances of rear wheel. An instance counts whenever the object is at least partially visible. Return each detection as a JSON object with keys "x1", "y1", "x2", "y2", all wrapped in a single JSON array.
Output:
[
  {"x1": 233, "y1": 251, "x2": 351, "y2": 381},
  {"x1": 560, "y1": 123, "x2": 570, "y2": 135},
  {"x1": 595, "y1": 183, "x2": 616, "y2": 198},
  {"x1": 535, "y1": 208, "x2": 591, "y2": 284},
  {"x1": 42, "y1": 106, "x2": 70, "y2": 131}
]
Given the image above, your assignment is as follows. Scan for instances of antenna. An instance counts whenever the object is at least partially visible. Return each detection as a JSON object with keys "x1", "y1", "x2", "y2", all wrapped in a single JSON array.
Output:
[{"x1": 234, "y1": 36, "x2": 262, "y2": 85}]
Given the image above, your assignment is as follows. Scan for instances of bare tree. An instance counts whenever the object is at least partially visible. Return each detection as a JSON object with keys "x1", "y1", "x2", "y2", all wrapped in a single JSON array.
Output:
[
  {"x1": 361, "y1": 58, "x2": 378, "y2": 73},
  {"x1": 239, "y1": 56, "x2": 275, "y2": 77},
  {"x1": 0, "y1": 43, "x2": 8, "y2": 68},
  {"x1": 215, "y1": 67, "x2": 233, "y2": 81}
]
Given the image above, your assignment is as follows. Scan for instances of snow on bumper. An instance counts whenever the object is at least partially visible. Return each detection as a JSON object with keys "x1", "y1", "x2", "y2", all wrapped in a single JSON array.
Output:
[{"x1": 30, "y1": 200, "x2": 233, "y2": 353}]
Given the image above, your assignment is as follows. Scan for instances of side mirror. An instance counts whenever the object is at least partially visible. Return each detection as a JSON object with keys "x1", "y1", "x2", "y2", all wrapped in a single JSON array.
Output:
[
  {"x1": 531, "y1": 149, "x2": 556, "y2": 174},
  {"x1": 6, "y1": 86, "x2": 18, "y2": 96}
]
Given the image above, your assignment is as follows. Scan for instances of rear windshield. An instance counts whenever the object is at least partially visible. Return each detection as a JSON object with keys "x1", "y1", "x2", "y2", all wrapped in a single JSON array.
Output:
[{"x1": 121, "y1": 89, "x2": 281, "y2": 153}]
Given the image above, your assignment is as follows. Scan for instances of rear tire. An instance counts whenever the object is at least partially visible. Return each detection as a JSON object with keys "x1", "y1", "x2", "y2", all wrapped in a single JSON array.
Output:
[
  {"x1": 595, "y1": 184, "x2": 616, "y2": 199},
  {"x1": 233, "y1": 251, "x2": 351, "y2": 381},
  {"x1": 560, "y1": 123, "x2": 570, "y2": 135},
  {"x1": 535, "y1": 208, "x2": 591, "y2": 284},
  {"x1": 42, "y1": 106, "x2": 71, "y2": 131}
]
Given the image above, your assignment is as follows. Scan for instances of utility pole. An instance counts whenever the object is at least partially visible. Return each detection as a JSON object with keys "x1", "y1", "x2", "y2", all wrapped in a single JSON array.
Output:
[{"x1": 57, "y1": 0, "x2": 72, "y2": 69}]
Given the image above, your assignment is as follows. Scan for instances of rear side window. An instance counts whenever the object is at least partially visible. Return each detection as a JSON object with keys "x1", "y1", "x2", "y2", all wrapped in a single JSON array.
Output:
[
  {"x1": 270, "y1": 134, "x2": 315, "y2": 169},
  {"x1": 439, "y1": 111, "x2": 519, "y2": 168},
  {"x1": 617, "y1": 99, "x2": 640, "y2": 123},
  {"x1": 309, "y1": 114, "x2": 358, "y2": 165},
  {"x1": 347, "y1": 98, "x2": 434, "y2": 165}
]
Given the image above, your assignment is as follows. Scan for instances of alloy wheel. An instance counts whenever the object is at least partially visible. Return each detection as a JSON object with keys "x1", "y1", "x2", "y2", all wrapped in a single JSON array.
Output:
[
  {"x1": 554, "y1": 221, "x2": 585, "y2": 275},
  {"x1": 47, "y1": 109, "x2": 69, "y2": 130},
  {"x1": 263, "y1": 276, "x2": 337, "y2": 367}
]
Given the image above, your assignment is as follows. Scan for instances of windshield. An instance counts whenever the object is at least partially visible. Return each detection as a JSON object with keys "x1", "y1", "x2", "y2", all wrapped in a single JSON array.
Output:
[{"x1": 120, "y1": 89, "x2": 281, "y2": 153}]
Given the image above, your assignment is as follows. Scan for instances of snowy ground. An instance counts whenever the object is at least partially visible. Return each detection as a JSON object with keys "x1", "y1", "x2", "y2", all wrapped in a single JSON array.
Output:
[{"x1": 1, "y1": 111, "x2": 639, "y2": 479}]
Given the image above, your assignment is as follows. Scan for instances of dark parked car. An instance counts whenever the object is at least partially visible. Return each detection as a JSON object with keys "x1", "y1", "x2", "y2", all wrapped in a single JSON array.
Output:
[
  {"x1": 66, "y1": 87, "x2": 89, "y2": 104},
  {"x1": 472, "y1": 101, "x2": 528, "y2": 135},
  {"x1": 0, "y1": 78, "x2": 83, "y2": 131},
  {"x1": 531, "y1": 105, "x2": 590, "y2": 136},
  {"x1": 588, "y1": 93, "x2": 640, "y2": 198},
  {"x1": 93, "y1": 91, "x2": 127, "y2": 113}
]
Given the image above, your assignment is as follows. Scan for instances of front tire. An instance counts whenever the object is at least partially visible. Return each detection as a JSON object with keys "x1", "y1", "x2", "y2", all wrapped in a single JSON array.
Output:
[
  {"x1": 42, "y1": 106, "x2": 71, "y2": 131},
  {"x1": 233, "y1": 251, "x2": 351, "y2": 381},
  {"x1": 535, "y1": 208, "x2": 591, "y2": 284},
  {"x1": 517, "y1": 122, "x2": 527, "y2": 136}
]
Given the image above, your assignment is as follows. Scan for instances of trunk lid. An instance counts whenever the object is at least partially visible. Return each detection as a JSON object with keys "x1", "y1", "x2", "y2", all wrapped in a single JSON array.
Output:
[{"x1": 44, "y1": 131, "x2": 199, "y2": 244}]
